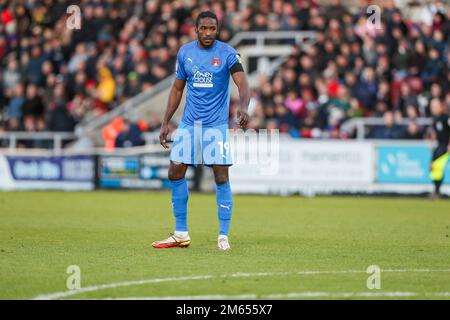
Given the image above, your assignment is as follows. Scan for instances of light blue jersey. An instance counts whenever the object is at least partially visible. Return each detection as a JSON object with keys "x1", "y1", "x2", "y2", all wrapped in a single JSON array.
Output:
[{"x1": 175, "y1": 40, "x2": 241, "y2": 127}]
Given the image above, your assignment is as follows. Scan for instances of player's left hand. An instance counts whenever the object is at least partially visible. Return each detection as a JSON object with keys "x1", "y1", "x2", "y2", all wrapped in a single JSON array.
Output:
[{"x1": 237, "y1": 109, "x2": 249, "y2": 128}]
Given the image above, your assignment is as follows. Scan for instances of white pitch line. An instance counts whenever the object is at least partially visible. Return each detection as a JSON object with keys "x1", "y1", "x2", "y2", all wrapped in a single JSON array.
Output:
[
  {"x1": 266, "y1": 291, "x2": 450, "y2": 299},
  {"x1": 102, "y1": 294, "x2": 260, "y2": 300},
  {"x1": 32, "y1": 275, "x2": 214, "y2": 300},
  {"x1": 101, "y1": 292, "x2": 450, "y2": 300},
  {"x1": 33, "y1": 269, "x2": 450, "y2": 300}
]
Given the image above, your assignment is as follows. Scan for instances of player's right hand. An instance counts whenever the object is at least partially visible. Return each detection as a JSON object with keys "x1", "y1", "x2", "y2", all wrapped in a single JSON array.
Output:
[
  {"x1": 237, "y1": 109, "x2": 249, "y2": 128},
  {"x1": 159, "y1": 124, "x2": 170, "y2": 149}
]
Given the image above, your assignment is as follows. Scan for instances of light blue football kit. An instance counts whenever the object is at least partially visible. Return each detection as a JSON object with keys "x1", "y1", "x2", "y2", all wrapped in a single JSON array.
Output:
[
  {"x1": 169, "y1": 40, "x2": 241, "y2": 237},
  {"x1": 170, "y1": 40, "x2": 240, "y2": 166}
]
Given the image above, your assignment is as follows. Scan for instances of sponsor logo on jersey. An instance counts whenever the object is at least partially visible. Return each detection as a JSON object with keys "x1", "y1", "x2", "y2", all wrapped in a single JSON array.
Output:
[{"x1": 193, "y1": 70, "x2": 213, "y2": 88}]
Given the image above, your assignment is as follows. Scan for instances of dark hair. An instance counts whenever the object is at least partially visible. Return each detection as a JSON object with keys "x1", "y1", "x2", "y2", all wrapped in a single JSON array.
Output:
[{"x1": 195, "y1": 11, "x2": 218, "y2": 28}]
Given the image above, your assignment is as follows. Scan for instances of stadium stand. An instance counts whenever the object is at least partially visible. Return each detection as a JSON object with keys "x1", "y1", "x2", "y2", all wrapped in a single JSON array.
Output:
[{"x1": 0, "y1": 0, "x2": 449, "y2": 148}]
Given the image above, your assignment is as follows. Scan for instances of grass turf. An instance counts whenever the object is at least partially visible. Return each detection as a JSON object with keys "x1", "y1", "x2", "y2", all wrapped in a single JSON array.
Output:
[{"x1": 0, "y1": 191, "x2": 449, "y2": 299}]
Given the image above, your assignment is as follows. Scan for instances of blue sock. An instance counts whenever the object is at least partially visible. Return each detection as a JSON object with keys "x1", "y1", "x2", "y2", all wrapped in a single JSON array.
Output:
[
  {"x1": 216, "y1": 181, "x2": 233, "y2": 236},
  {"x1": 171, "y1": 178, "x2": 189, "y2": 232}
]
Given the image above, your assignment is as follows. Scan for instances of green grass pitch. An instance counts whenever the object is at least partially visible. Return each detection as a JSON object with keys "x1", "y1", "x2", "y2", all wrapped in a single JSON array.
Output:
[{"x1": 0, "y1": 191, "x2": 449, "y2": 300}]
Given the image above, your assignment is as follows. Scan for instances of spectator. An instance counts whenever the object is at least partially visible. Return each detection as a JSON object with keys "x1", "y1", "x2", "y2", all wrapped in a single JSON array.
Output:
[
  {"x1": 6, "y1": 84, "x2": 25, "y2": 127},
  {"x1": 329, "y1": 85, "x2": 351, "y2": 115},
  {"x1": 404, "y1": 121, "x2": 424, "y2": 140},
  {"x1": 327, "y1": 0, "x2": 348, "y2": 22},
  {"x1": 355, "y1": 67, "x2": 378, "y2": 112},
  {"x1": 369, "y1": 111, "x2": 404, "y2": 139},
  {"x1": 300, "y1": 104, "x2": 326, "y2": 138},
  {"x1": 373, "y1": 101, "x2": 389, "y2": 118},
  {"x1": 422, "y1": 48, "x2": 444, "y2": 88},
  {"x1": 408, "y1": 40, "x2": 427, "y2": 76},
  {"x1": 3, "y1": 59, "x2": 21, "y2": 90},
  {"x1": 392, "y1": 39, "x2": 410, "y2": 79},
  {"x1": 97, "y1": 67, "x2": 116, "y2": 105},
  {"x1": 47, "y1": 81, "x2": 76, "y2": 132},
  {"x1": 115, "y1": 120, "x2": 145, "y2": 148},
  {"x1": 376, "y1": 81, "x2": 392, "y2": 109},
  {"x1": 26, "y1": 46, "x2": 46, "y2": 86},
  {"x1": 395, "y1": 82, "x2": 418, "y2": 116},
  {"x1": 21, "y1": 84, "x2": 44, "y2": 122},
  {"x1": 284, "y1": 91, "x2": 305, "y2": 118},
  {"x1": 275, "y1": 103, "x2": 297, "y2": 132},
  {"x1": 102, "y1": 117, "x2": 125, "y2": 151}
]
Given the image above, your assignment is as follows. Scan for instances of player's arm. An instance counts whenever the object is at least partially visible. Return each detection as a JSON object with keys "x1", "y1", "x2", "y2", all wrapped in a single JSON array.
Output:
[
  {"x1": 160, "y1": 79, "x2": 186, "y2": 148},
  {"x1": 231, "y1": 70, "x2": 250, "y2": 128}
]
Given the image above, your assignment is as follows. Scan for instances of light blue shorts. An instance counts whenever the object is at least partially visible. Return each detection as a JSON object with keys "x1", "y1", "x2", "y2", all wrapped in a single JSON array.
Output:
[{"x1": 170, "y1": 121, "x2": 232, "y2": 166}]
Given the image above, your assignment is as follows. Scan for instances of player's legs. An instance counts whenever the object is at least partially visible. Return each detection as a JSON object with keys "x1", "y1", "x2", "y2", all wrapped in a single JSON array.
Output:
[
  {"x1": 168, "y1": 161, "x2": 190, "y2": 235},
  {"x1": 153, "y1": 121, "x2": 197, "y2": 248},
  {"x1": 152, "y1": 161, "x2": 190, "y2": 249},
  {"x1": 168, "y1": 121, "x2": 195, "y2": 234},
  {"x1": 212, "y1": 165, "x2": 233, "y2": 250}
]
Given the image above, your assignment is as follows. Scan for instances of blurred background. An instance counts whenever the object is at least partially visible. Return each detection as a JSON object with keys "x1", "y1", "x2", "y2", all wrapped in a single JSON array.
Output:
[{"x1": 0, "y1": 0, "x2": 449, "y2": 195}]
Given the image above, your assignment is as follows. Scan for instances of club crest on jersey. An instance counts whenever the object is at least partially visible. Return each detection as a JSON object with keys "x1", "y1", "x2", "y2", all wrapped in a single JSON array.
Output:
[{"x1": 211, "y1": 58, "x2": 221, "y2": 67}]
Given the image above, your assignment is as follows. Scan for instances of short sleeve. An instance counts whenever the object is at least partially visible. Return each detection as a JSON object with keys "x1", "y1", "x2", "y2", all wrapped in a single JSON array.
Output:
[
  {"x1": 175, "y1": 50, "x2": 187, "y2": 80},
  {"x1": 227, "y1": 47, "x2": 242, "y2": 70}
]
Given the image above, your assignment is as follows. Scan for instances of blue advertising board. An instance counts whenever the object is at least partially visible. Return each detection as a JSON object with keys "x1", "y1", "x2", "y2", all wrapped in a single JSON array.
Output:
[
  {"x1": 6, "y1": 155, "x2": 94, "y2": 182},
  {"x1": 98, "y1": 153, "x2": 192, "y2": 189},
  {"x1": 377, "y1": 145, "x2": 450, "y2": 184},
  {"x1": 0, "y1": 155, "x2": 95, "y2": 190}
]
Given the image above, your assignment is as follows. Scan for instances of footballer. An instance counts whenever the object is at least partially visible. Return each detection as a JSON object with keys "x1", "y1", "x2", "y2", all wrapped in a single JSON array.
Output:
[{"x1": 152, "y1": 11, "x2": 250, "y2": 251}]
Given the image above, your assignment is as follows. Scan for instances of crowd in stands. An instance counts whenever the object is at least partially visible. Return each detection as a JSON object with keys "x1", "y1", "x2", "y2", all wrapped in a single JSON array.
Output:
[
  {"x1": 1, "y1": 0, "x2": 214, "y2": 147},
  {"x1": 239, "y1": 0, "x2": 450, "y2": 139},
  {"x1": 0, "y1": 0, "x2": 449, "y2": 148}
]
